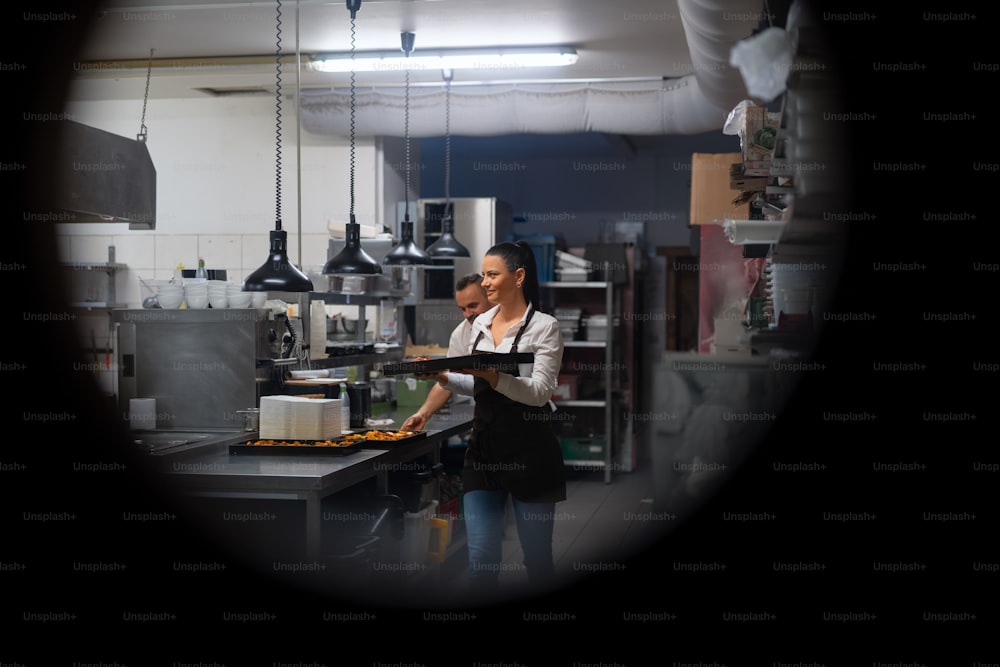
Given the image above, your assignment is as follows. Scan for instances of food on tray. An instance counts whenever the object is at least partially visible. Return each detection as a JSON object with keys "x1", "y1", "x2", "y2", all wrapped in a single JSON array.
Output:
[
  {"x1": 247, "y1": 439, "x2": 353, "y2": 447},
  {"x1": 341, "y1": 430, "x2": 419, "y2": 442}
]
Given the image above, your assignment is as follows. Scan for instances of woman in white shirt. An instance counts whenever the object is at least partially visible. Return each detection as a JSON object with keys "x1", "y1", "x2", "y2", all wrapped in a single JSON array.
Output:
[{"x1": 433, "y1": 240, "x2": 566, "y2": 596}]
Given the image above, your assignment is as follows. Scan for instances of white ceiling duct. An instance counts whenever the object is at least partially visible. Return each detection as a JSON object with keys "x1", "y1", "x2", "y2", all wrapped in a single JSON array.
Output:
[{"x1": 300, "y1": 0, "x2": 765, "y2": 137}]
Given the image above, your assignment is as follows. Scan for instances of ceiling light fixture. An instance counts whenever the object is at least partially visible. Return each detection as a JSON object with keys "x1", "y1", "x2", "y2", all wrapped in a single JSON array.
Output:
[
  {"x1": 312, "y1": 45, "x2": 578, "y2": 73},
  {"x1": 323, "y1": 0, "x2": 382, "y2": 276},
  {"x1": 425, "y1": 69, "x2": 469, "y2": 259},
  {"x1": 383, "y1": 31, "x2": 432, "y2": 267},
  {"x1": 243, "y1": 0, "x2": 314, "y2": 292}
]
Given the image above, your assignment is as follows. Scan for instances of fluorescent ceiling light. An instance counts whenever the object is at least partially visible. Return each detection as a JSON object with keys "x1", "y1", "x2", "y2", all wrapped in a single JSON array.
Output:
[{"x1": 311, "y1": 46, "x2": 578, "y2": 73}]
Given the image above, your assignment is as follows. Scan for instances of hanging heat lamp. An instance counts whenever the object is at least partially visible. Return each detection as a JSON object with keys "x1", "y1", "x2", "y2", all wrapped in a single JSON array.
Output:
[
  {"x1": 383, "y1": 31, "x2": 432, "y2": 267},
  {"x1": 323, "y1": 0, "x2": 382, "y2": 276},
  {"x1": 425, "y1": 69, "x2": 470, "y2": 258},
  {"x1": 244, "y1": 0, "x2": 314, "y2": 292}
]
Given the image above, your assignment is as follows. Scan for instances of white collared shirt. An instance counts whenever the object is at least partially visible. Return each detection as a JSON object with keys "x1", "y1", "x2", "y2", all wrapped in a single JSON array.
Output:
[
  {"x1": 442, "y1": 303, "x2": 563, "y2": 408},
  {"x1": 447, "y1": 318, "x2": 474, "y2": 357}
]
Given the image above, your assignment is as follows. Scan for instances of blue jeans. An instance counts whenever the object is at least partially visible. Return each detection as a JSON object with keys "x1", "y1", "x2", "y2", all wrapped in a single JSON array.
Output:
[{"x1": 463, "y1": 489, "x2": 555, "y2": 590}]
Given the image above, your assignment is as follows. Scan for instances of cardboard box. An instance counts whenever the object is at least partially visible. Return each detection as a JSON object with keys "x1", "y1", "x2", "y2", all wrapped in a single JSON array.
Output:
[
  {"x1": 690, "y1": 153, "x2": 750, "y2": 225},
  {"x1": 396, "y1": 377, "x2": 436, "y2": 407}
]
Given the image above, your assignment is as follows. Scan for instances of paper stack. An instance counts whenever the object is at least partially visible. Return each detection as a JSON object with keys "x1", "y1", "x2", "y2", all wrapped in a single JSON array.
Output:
[{"x1": 258, "y1": 395, "x2": 342, "y2": 440}]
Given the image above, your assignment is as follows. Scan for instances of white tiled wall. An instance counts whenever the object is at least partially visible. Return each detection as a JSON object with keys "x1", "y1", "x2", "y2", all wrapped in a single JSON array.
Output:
[{"x1": 56, "y1": 231, "x2": 323, "y2": 304}]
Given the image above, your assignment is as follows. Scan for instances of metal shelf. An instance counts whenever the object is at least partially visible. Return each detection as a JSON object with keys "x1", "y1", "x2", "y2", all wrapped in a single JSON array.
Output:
[
  {"x1": 275, "y1": 290, "x2": 413, "y2": 307},
  {"x1": 562, "y1": 459, "x2": 605, "y2": 468},
  {"x1": 62, "y1": 262, "x2": 128, "y2": 272},
  {"x1": 563, "y1": 340, "x2": 607, "y2": 348},
  {"x1": 539, "y1": 281, "x2": 610, "y2": 289},
  {"x1": 541, "y1": 279, "x2": 618, "y2": 484},
  {"x1": 554, "y1": 400, "x2": 606, "y2": 408},
  {"x1": 71, "y1": 302, "x2": 128, "y2": 310}
]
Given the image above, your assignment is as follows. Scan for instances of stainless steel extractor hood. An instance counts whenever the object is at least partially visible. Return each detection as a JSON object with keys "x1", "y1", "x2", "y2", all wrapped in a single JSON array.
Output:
[{"x1": 51, "y1": 120, "x2": 157, "y2": 230}]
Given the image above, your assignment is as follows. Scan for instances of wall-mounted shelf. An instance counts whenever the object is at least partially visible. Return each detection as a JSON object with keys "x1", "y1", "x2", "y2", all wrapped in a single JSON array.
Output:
[{"x1": 61, "y1": 247, "x2": 126, "y2": 311}]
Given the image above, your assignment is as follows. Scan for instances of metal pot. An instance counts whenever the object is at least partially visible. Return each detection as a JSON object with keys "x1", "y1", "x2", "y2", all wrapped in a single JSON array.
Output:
[{"x1": 327, "y1": 313, "x2": 359, "y2": 335}]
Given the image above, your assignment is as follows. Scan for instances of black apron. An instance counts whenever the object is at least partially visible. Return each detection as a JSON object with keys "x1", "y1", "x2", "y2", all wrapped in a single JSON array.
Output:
[{"x1": 463, "y1": 307, "x2": 567, "y2": 503}]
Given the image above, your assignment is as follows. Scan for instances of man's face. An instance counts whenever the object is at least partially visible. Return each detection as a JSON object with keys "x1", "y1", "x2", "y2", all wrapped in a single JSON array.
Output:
[{"x1": 455, "y1": 283, "x2": 489, "y2": 324}]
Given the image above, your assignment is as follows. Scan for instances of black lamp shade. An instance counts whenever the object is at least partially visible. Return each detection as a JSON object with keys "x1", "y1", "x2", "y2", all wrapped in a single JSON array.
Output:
[
  {"x1": 243, "y1": 229, "x2": 314, "y2": 292},
  {"x1": 323, "y1": 219, "x2": 383, "y2": 275},
  {"x1": 384, "y1": 219, "x2": 431, "y2": 265},
  {"x1": 426, "y1": 211, "x2": 470, "y2": 258}
]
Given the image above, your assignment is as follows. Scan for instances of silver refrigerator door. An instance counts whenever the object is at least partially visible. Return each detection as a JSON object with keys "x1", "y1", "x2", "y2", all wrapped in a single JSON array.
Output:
[{"x1": 415, "y1": 197, "x2": 513, "y2": 302}]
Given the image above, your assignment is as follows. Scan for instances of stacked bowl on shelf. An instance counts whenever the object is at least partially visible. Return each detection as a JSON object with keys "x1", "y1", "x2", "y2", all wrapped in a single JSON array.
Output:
[
  {"x1": 227, "y1": 283, "x2": 253, "y2": 308},
  {"x1": 184, "y1": 282, "x2": 209, "y2": 309},
  {"x1": 156, "y1": 282, "x2": 184, "y2": 309},
  {"x1": 207, "y1": 280, "x2": 229, "y2": 308},
  {"x1": 156, "y1": 279, "x2": 266, "y2": 309}
]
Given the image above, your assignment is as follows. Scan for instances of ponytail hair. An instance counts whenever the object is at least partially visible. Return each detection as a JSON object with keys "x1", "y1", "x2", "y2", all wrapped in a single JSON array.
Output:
[{"x1": 486, "y1": 240, "x2": 543, "y2": 313}]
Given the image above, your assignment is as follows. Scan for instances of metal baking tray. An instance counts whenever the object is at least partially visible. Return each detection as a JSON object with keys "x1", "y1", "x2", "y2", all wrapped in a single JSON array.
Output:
[
  {"x1": 229, "y1": 439, "x2": 366, "y2": 456},
  {"x1": 340, "y1": 429, "x2": 427, "y2": 448},
  {"x1": 382, "y1": 353, "x2": 534, "y2": 376}
]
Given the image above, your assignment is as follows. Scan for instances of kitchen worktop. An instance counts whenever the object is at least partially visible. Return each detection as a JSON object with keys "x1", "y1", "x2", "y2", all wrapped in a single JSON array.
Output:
[
  {"x1": 158, "y1": 402, "x2": 473, "y2": 482},
  {"x1": 155, "y1": 402, "x2": 474, "y2": 560}
]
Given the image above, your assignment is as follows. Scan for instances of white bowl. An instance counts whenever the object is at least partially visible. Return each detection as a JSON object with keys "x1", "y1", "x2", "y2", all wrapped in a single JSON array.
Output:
[
  {"x1": 185, "y1": 296, "x2": 210, "y2": 309},
  {"x1": 228, "y1": 296, "x2": 252, "y2": 308},
  {"x1": 158, "y1": 294, "x2": 184, "y2": 309},
  {"x1": 209, "y1": 295, "x2": 229, "y2": 309},
  {"x1": 250, "y1": 292, "x2": 267, "y2": 308}
]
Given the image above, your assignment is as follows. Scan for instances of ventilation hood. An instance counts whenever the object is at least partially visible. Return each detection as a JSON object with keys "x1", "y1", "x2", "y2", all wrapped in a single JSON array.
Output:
[{"x1": 51, "y1": 121, "x2": 157, "y2": 230}]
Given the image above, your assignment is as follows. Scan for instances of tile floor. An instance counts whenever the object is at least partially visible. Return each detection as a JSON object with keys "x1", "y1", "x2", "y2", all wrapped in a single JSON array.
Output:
[{"x1": 425, "y1": 460, "x2": 661, "y2": 603}]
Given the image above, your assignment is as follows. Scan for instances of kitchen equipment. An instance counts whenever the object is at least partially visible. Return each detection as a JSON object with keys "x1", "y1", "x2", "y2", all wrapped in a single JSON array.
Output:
[
  {"x1": 114, "y1": 308, "x2": 283, "y2": 430},
  {"x1": 50, "y1": 120, "x2": 156, "y2": 229},
  {"x1": 138, "y1": 276, "x2": 163, "y2": 308},
  {"x1": 346, "y1": 382, "x2": 371, "y2": 429},
  {"x1": 326, "y1": 313, "x2": 359, "y2": 341},
  {"x1": 131, "y1": 430, "x2": 212, "y2": 454},
  {"x1": 372, "y1": 377, "x2": 395, "y2": 403},
  {"x1": 235, "y1": 408, "x2": 259, "y2": 431},
  {"x1": 415, "y1": 197, "x2": 513, "y2": 303},
  {"x1": 129, "y1": 398, "x2": 156, "y2": 431},
  {"x1": 553, "y1": 307, "x2": 583, "y2": 341},
  {"x1": 400, "y1": 499, "x2": 449, "y2": 567}
]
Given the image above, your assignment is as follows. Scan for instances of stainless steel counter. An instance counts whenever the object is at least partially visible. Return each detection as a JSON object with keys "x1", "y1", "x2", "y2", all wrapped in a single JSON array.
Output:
[{"x1": 158, "y1": 403, "x2": 473, "y2": 560}]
